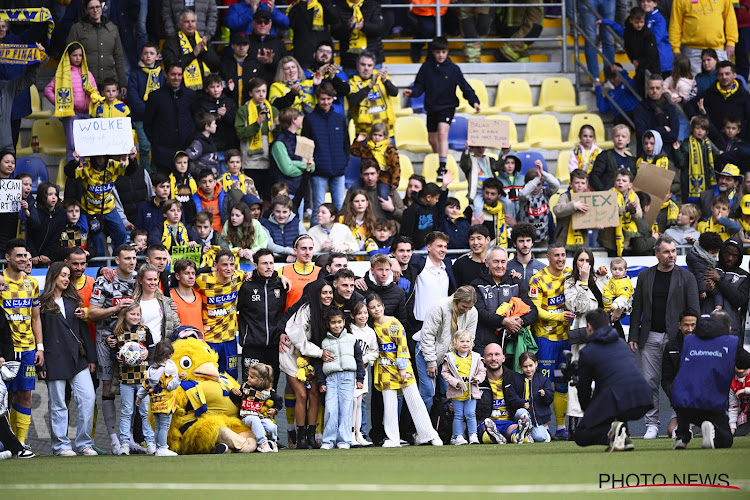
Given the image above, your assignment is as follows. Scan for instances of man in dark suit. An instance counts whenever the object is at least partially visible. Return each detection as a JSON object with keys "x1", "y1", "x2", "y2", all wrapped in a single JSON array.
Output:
[
  {"x1": 629, "y1": 235, "x2": 700, "y2": 440},
  {"x1": 575, "y1": 309, "x2": 652, "y2": 451}
]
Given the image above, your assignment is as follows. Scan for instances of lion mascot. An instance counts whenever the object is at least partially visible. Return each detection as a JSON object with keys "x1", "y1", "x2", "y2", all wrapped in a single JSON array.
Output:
[{"x1": 167, "y1": 338, "x2": 256, "y2": 454}]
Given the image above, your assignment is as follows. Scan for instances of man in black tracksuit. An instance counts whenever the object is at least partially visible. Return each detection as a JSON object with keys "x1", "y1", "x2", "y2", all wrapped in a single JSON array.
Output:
[
  {"x1": 661, "y1": 308, "x2": 699, "y2": 438},
  {"x1": 237, "y1": 249, "x2": 287, "y2": 389}
]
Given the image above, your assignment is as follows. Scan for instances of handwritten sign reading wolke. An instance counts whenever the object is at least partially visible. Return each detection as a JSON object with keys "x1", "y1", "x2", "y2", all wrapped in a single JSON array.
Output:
[
  {"x1": 72, "y1": 117, "x2": 134, "y2": 157},
  {"x1": 0, "y1": 179, "x2": 22, "y2": 213},
  {"x1": 468, "y1": 118, "x2": 510, "y2": 148},
  {"x1": 571, "y1": 190, "x2": 619, "y2": 230},
  {"x1": 295, "y1": 136, "x2": 315, "y2": 161}
]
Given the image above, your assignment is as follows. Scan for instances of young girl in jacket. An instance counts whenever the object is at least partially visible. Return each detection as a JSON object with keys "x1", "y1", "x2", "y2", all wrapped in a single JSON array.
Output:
[
  {"x1": 663, "y1": 54, "x2": 696, "y2": 141},
  {"x1": 441, "y1": 330, "x2": 486, "y2": 445},
  {"x1": 350, "y1": 302, "x2": 378, "y2": 447},
  {"x1": 341, "y1": 190, "x2": 376, "y2": 251},
  {"x1": 350, "y1": 123, "x2": 401, "y2": 200},
  {"x1": 45, "y1": 42, "x2": 103, "y2": 161},
  {"x1": 567, "y1": 125, "x2": 601, "y2": 173},
  {"x1": 111, "y1": 302, "x2": 155, "y2": 455},
  {"x1": 222, "y1": 201, "x2": 268, "y2": 263},
  {"x1": 136, "y1": 339, "x2": 180, "y2": 456},
  {"x1": 366, "y1": 294, "x2": 443, "y2": 447},
  {"x1": 508, "y1": 351, "x2": 554, "y2": 443}
]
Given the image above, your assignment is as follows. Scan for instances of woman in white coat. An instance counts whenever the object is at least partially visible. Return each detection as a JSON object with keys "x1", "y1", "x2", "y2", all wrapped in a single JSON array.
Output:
[{"x1": 415, "y1": 286, "x2": 478, "y2": 415}]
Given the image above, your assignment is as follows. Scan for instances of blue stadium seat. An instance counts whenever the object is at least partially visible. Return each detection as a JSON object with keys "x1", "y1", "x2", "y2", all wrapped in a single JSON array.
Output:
[
  {"x1": 448, "y1": 116, "x2": 469, "y2": 151},
  {"x1": 345, "y1": 156, "x2": 361, "y2": 189},
  {"x1": 407, "y1": 93, "x2": 425, "y2": 113},
  {"x1": 14, "y1": 156, "x2": 49, "y2": 194},
  {"x1": 517, "y1": 151, "x2": 548, "y2": 175}
]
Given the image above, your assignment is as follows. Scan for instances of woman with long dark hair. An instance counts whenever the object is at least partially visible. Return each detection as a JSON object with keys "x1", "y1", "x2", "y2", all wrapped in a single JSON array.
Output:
[
  {"x1": 39, "y1": 262, "x2": 97, "y2": 456},
  {"x1": 279, "y1": 279, "x2": 336, "y2": 449},
  {"x1": 133, "y1": 263, "x2": 180, "y2": 344},
  {"x1": 563, "y1": 247, "x2": 609, "y2": 439}
]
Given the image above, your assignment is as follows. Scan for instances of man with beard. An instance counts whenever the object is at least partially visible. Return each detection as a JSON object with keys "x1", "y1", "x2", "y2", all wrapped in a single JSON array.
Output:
[
  {"x1": 506, "y1": 221, "x2": 544, "y2": 283},
  {"x1": 634, "y1": 74, "x2": 680, "y2": 157},
  {"x1": 303, "y1": 40, "x2": 349, "y2": 116},
  {"x1": 699, "y1": 165, "x2": 742, "y2": 219},
  {"x1": 705, "y1": 237, "x2": 749, "y2": 340}
]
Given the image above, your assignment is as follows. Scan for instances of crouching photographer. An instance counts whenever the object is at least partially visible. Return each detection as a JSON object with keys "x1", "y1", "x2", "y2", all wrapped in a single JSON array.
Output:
[{"x1": 574, "y1": 309, "x2": 652, "y2": 452}]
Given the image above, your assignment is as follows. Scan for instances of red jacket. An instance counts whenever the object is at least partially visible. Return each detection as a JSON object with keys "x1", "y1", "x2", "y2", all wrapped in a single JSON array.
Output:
[{"x1": 736, "y1": 0, "x2": 750, "y2": 29}]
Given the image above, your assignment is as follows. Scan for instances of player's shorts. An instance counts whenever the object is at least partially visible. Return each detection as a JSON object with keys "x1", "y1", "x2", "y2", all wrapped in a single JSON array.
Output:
[
  {"x1": 536, "y1": 336, "x2": 570, "y2": 391},
  {"x1": 427, "y1": 109, "x2": 455, "y2": 132},
  {"x1": 477, "y1": 418, "x2": 515, "y2": 443},
  {"x1": 207, "y1": 340, "x2": 239, "y2": 381},
  {"x1": 11, "y1": 350, "x2": 36, "y2": 392},
  {"x1": 96, "y1": 339, "x2": 114, "y2": 381}
]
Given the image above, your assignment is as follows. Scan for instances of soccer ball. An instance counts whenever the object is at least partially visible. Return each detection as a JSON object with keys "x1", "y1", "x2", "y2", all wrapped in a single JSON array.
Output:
[{"x1": 119, "y1": 341, "x2": 147, "y2": 367}]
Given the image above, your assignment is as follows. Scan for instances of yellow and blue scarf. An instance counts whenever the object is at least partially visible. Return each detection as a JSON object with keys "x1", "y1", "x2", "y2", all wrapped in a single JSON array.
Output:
[
  {"x1": 54, "y1": 42, "x2": 103, "y2": 117},
  {"x1": 161, "y1": 221, "x2": 190, "y2": 250},
  {"x1": 347, "y1": 0, "x2": 367, "y2": 53},
  {"x1": 179, "y1": 31, "x2": 210, "y2": 90}
]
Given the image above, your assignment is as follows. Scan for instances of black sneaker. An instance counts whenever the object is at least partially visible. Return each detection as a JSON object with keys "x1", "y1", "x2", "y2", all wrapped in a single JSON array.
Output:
[
  {"x1": 212, "y1": 443, "x2": 229, "y2": 454},
  {"x1": 15, "y1": 449, "x2": 35, "y2": 459}
]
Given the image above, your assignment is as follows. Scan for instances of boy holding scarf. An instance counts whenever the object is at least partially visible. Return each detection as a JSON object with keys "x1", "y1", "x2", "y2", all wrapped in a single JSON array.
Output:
[{"x1": 674, "y1": 115, "x2": 717, "y2": 204}]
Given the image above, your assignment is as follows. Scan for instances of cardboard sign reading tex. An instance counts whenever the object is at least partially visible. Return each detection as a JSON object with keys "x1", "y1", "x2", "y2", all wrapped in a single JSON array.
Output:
[
  {"x1": 468, "y1": 118, "x2": 510, "y2": 148},
  {"x1": 633, "y1": 162, "x2": 675, "y2": 227},
  {"x1": 571, "y1": 191, "x2": 620, "y2": 230},
  {"x1": 295, "y1": 136, "x2": 315, "y2": 160}
]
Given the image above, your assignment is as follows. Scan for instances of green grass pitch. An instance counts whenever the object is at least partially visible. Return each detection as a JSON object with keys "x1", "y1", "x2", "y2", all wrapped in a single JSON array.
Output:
[{"x1": 2, "y1": 438, "x2": 749, "y2": 499}]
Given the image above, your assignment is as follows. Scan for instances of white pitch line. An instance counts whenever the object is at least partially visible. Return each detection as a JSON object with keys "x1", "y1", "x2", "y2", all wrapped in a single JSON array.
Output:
[{"x1": 3, "y1": 482, "x2": 748, "y2": 493}]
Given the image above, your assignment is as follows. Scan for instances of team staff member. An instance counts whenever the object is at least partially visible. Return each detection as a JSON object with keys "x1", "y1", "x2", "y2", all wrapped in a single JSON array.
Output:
[
  {"x1": 528, "y1": 243, "x2": 576, "y2": 440},
  {"x1": 194, "y1": 249, "x2": 250, "y2": 380},
  {"x1": 281, "y1": 235, "x2": 321, "y2": 311},
  {"x1": 238, "y1": 248, "x2": 287, "y2": 389},
  {"x1": 88, "y1": 244, "x2": 138, "y2": 456},
  {"x1": 0, "y1": 239, "x2": 42, "y2": 447}
]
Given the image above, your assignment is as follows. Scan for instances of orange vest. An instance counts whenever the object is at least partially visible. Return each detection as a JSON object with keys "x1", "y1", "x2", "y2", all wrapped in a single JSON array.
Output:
[
  {"x1": 77, "y1": 275, "x2": 96, "y2": 342},
  {"x1": 411, "y1": 0, "x2": 449, "y2": 17},
  {"x1": 171, "y1": 289, "x2": 204, "y2": 330},
  {"x1": 281, "y1": 264, "x2": 321, "y2": 311}
]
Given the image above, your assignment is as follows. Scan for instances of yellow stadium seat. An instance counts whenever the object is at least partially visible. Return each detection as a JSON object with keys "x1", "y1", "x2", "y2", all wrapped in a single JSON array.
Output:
[
  {"x1": 391, "y1": 95, "x2": 413, "y2": 117},
  {"x1": 16, "y1": 136, "x2": 32, "y2": 157},
  {"x1": 563, "y1": 113, "x2": 614, "y2": 149},
  {"x1": 394, "y1": 116, "x2": 433, "y2": 153},
  {"x1": 538, "y1": 78, "x2": 588, "y2": 113},
  {"x1": 56, "y1": 157, "x2": 67, "y2": 191},
  {"x1": 451, "y1": 190, "x2": 470, "y2": 211},
  {"x1": 397, "y1": 153, "x2": 414, "y2": 191},
  {"x1": 549, "y1": 192, "x2": 562, "y2": 223},
  {"x1": 348, "y1": 119, "x2": 356, "y2": 142},
  {"x1": 25, "y1": 85, "x2": 53, "y2": 119},
  {"x1": 456, "y1": 79, "x2": 501, "y2": 115},
  {"x1": 485, "y1": 114, "x2": 530, "y2": 150},
  {"x1": 32, "y1": 119, "x2": 66, "y2": 156},
  {"x1": 555, "y1": 151, "x2": 571, "y2": 184},
  {"x1": 493, "y1": 79, "x2": 544, "y2": 114},
  {"x1": 524, "y1": 115, "x2": 567, "y2": 149},
  {"x1": 421, "y1": 153, "x2": 468, "y2": 191}
]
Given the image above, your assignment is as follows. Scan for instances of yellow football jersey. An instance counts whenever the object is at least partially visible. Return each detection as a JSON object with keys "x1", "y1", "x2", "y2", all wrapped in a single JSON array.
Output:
[
  {"x1": 194, "y1": 271, "x2": 246, "y2": 343},
  {"x1": 1, "y1": 271, "x2": 40, "y2": 351},
  {"x1": 528, "y1": 267, "x2": 572, "y2": 341},
  {"x1": 75, "y1": 158, "x2": 127, "y2": 214}
]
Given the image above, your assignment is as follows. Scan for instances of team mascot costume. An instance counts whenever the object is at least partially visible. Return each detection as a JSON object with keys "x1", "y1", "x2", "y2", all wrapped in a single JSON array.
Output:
[{"x1": 167, "y1": 338, "x2": 256, "y2": 454}]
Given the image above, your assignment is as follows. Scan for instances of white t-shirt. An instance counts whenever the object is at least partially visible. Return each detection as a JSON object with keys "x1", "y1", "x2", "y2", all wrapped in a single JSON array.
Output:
[
  {"x1": 140, "y1": 298, "x2": 162, "y2": 343},
  {"x1": 55, "y1": 297, "x2": 66, "y2": 318},
  {"x1": 414, "y1": 257, "x2": 449, "y2": 321}
]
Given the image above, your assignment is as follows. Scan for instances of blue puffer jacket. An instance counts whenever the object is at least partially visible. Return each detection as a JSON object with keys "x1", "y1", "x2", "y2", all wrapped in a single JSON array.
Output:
[
  {"x1": 408, "y1": 54, "x2": 479, "y2": 113},
  {"x1": 260, "y1": 213, "x2": 300, "y2": 249},
  {"x1": 127, "y1": 64, "x2": 165, "y2": 121},
  {"x1": 672, "y1": 317, "x2": 739, "y2": 412},
  {"x1": 646, "y1": 8, "x2": 673, "y2": 72},
  {"x1": 301, "y1": 106, "x2": 349, "y2": 177}
]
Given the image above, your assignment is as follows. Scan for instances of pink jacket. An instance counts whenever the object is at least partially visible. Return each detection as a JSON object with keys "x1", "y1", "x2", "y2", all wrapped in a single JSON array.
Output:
[
  {"x1": 45, "y1": 65, "x2": 98, "y2": 113},
  {"x1": 442, "y1": 351, "x2": 486, "y2": 400}
]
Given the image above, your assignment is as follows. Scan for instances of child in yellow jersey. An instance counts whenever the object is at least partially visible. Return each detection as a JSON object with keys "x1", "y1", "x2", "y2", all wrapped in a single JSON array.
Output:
[
  {"x1": 366, "y1": 294, "x2": 443, "y2": 447},
  {"x1": 602, "y1": 257, "x2": 634, "y2": 339},
  {"x1": 697, "y1": 193, "x2": 741, "y2": 242},
  {"x1": 90, "y1": 79, "x2": 131, "y2": 118},
  {"x1": 169, "y1": 151, "x2": 197, "y2": 199},
  {"x1": 598, "y1": 169, "x2": 642, "y2": 256},
  {"x1": 219, "y1": 149, "x2": 260, "y2": 197},
  {"x1": 441, "y1": 330, "x2": 486, "y2": 445}
]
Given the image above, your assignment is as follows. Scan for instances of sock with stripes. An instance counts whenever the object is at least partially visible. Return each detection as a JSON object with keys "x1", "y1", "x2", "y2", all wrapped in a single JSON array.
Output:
[{"x1": 11, "y1": 404, "x2": 31, "y2": 444}]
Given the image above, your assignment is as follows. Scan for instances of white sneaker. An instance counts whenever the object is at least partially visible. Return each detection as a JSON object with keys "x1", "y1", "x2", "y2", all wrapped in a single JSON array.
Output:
[
  {"x1": 355, "y1": 431, "x2": 372, "y2": 447},
  {"x1": 337, "y1": 443, "x2": 350, "y2": 449},
  {"x1": 79, "y1": 447, "x2": 98, "y2": 456},
  {"x1": 269, "y1": 441, "x2": 278, "y2": 452},
  {"x1": 320, "y1": 443, "x2": 334, "y2": 450},
  {"x1": 643, "y1": 425, "x2": 659, "y2": 439},
  {"x1": 468, "y1": 434, "x2": 480, "y2": 445},
  {"x1": 451, "y1": 435, "x2": 468, "y2": 446},
  {"x1": 257, "y1": 441, "x2": 273, "y2": 453},
  {"x1": 110, "y1": 442, "x2": 121, "y2": 456},
  {"x1": 129, "y1": 442, "x2": 147, "y2": 455},
  {"x1": 119, "y1": 444, "x2": 130, "y2": 456},
  {"x1": 146, "y1": 443, "x2": 156, "y2": 455},
  {"x1": 0, "y1": 450, "x2": 12, "y2": 460},
  {"x1": 430, "y1": 437, "x2": 443, "y2": 446},
  {"x1": 382, "y1": 440, "x2": 401, "y2": 448},
  {"x1": 701, "y1": 421, "x2": 716, "y2": 449},
  {"x1": 155, "y1": 447, "x2": 178, "y2": 456},
  {"x1": 57, "y1": 449, "x2": 77, "y2": 457}
]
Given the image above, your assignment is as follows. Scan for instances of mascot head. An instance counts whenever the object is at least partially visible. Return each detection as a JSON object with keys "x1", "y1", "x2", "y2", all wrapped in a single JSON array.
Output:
[{"x1": 173, "y1": 338, "x2": 221, "y2": 382}]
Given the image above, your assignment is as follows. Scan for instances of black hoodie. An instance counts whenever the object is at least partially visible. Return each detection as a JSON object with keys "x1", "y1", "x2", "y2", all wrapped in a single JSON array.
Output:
[
  {"x1": 237, "y1": 271, "x2": 287, "y2": 348},
  {"x1": 716, "y1": 237, "x2": 750, "y2": 333}
]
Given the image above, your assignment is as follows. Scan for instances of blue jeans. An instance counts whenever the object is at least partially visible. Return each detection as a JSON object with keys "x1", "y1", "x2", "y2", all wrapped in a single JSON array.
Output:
[
  {"x1": 119, "y1": 382, "x2": 154, "y2": 446},
  {"x1": 415, "y1": 343, "x2": 447, "y2": 413},
  {"x1": 136, "y1": 0, "x2": 149, "y2": 52},
  {"x1": 452, "y1": 398, "x2": 477, "y2": 439},
  {"x1": 322, "y1": 371, "x2": 355, "y2": 447},
  {"x1": 515, "y1": 408, "x2": 550, "y2": 442},
  {"x1": 738, "y1": 27, "x2": 750, "y2": 80},
  {"x1": 47, "y1": 368, "x2": 96, "y2": 454},
  {"x1": 133, "y1": 120, "x2": 151, "y2": 174},
  {"x1": 311, "y1": 174, "x2": 346, "y2": 225},
  {"x1": 153, "y1": 413, "x2": 172, "y2": 450},
  {"x1": 578, "y1": 0, "x2": 615, "y2": 80},
  {"x1": 242, "y1": 414, "x2": 269, "y2": 444},
  {"x1": 87, "y1": 209, "x2": 129, "y2": 256}
]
